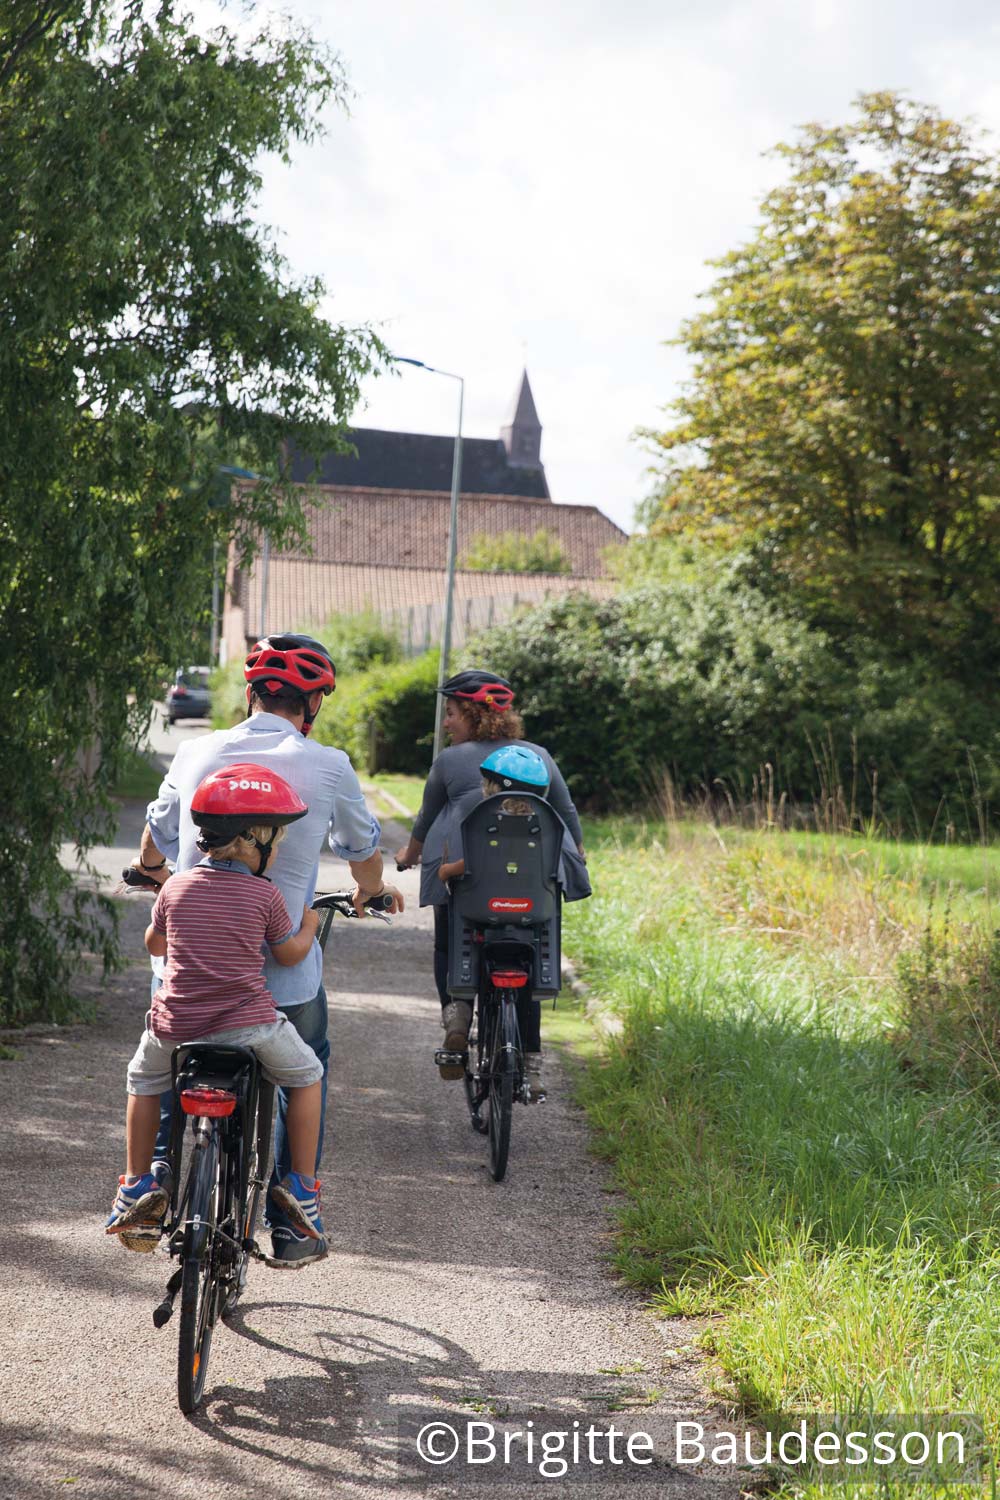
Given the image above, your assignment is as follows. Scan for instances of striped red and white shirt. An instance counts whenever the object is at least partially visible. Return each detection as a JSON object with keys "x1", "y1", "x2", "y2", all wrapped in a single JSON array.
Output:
[{"x1": 150, "y1": 862, "x2": 293, "y2": 1040}]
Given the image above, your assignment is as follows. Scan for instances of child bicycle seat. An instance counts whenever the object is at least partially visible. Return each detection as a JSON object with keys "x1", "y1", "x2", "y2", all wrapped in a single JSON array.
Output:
[
  {"x1": 448, "y1": 793, "x2": 565, "y2": 999},
  {"x1": 173, "y1": 1043, "x2": 257, "y2": 1100}
]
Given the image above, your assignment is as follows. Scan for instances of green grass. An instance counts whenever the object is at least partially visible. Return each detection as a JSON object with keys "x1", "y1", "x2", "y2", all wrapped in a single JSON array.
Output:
[
  {"x1": 112, "y1": 750, "x2": 163, "y2": 800},
  {"x1": 366, "y1": 773, "x2": 424, "y2": 817},
  {"x1": 361, "y1": 772, "x2": 425, "y2": 829},
  {"x1": 561, "y1": 822, "x2": 1000, "y2": 1490}
]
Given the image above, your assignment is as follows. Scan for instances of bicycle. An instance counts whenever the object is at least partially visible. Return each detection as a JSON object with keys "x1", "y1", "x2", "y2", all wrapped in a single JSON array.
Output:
[
  {"x1": 119, "y1": 871, "x2": 391, "y2": 1412},
  {"x1": 455, "y1": 946, "x2": 537, "y2": 1182},
  {"x1": 431, "y1": 793, "x2": 565, "y2": 1183}
]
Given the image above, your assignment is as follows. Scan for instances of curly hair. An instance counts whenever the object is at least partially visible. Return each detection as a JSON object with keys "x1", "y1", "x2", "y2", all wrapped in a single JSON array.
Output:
[
  {"x1": 453, "y1": 699, "x2": 525, "y2": 743},
  {"x1": 208, "y1": 824, "x2": 288, "y2": 864}
]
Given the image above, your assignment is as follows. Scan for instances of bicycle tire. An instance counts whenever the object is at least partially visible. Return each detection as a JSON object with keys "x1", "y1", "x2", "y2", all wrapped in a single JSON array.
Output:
[
  {"x1": 464, "y1": 1003, "x2": 488, "y2": 1134},
  {"x1": 222, "y1": 1080, "x2": 273, "y2": 1321},
  {"x1": 487, "y1": 998, "x2": 516, "y2": 1182},
  {"x1": 177, "y1": 1131, "x2": 219, "y2": 1414}
]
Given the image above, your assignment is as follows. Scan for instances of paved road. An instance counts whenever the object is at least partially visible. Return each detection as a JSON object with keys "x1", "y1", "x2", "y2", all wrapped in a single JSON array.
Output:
[
  {"x1": 2, "y1": 785, "x2": 739, "y2": 1498},
  {"x1": 142, "y1": 701, "x2": 214, "y2": 770}
]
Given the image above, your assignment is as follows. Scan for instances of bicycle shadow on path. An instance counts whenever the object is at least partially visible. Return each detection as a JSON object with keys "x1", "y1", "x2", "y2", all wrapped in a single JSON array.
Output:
[{"x1": 188, "y1": 1299, "x2": 711, "y2": 1496}]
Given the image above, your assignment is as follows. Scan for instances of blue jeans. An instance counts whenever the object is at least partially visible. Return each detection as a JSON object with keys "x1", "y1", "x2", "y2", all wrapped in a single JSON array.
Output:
[{"x1": 152, "y1": 981, "x2": 330, "y2": 1233}]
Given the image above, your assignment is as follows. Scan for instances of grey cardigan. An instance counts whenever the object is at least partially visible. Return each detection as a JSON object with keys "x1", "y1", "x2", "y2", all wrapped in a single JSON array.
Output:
[{"x1": 411, "y1": 739, "x2": 586, "y2": 907}]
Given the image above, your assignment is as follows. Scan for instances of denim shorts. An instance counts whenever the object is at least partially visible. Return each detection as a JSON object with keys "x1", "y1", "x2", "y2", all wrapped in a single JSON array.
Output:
[{"x1": 126, "y1": 1012, "x2": 324, "y2": 1096}]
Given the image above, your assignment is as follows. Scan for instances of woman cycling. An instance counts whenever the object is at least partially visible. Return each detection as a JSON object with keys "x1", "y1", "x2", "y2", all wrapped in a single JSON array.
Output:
[{"x1": 395, "y1": 668, "x2": 586, "y2": 1097}]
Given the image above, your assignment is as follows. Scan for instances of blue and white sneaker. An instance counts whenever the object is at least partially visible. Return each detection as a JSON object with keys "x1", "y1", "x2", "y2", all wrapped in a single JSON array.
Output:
[
  {"x1": 269, "y1": 1224, "x2": 329, "y2": 1268},
  {"x1": 105, "y1": 1173, "x2": 168, "y2": 1237},
  {"x1": 270, "y1": 1173, "x2": 325, "y2": 1241},
  {"x1": 116, "y1": 1159, "x2": 174, "y2": 1253}
]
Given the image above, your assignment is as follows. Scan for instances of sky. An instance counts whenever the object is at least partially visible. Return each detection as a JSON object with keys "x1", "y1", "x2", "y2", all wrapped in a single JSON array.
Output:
[{"x1": 242, "y1": 0, "x2": 1000, "y2": 532}]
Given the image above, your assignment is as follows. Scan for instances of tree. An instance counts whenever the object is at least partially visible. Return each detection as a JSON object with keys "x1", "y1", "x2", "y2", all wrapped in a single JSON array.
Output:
[
  {"x1": 460, "y1": 528, "x2": 572, "y2": 574},
  {"x1": 0, "y1": 2, "x2": 384, "y2": 1021},
  {"x1": 643, "y1": 93, "x2": 1000, "y2": 662}
]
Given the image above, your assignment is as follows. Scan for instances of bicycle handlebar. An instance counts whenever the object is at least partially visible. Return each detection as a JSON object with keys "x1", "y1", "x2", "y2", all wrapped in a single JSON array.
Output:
[
  {"x1": 311, "y1": 890, "x2": 394, "y2": 916},
  {"x1": 121, "y1": 868, "x2": 396, "y2": 914},
  {"x1": 311, "y1": 889, "x2": 393, "y2": 952},
  {"x1": 121, "y1": 865, "x2": 163, "y2": 892}
]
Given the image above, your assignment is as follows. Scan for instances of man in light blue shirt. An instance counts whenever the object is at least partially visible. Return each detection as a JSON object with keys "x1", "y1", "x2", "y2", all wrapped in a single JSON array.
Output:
[{"x1": 133, "y1": 633, "x2": 403, "y2": 1262}]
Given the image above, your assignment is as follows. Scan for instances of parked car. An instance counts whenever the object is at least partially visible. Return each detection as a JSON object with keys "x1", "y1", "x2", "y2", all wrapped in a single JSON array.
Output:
[{"x1": 166, "y1": 666, "x2": 212, "y2": 724}]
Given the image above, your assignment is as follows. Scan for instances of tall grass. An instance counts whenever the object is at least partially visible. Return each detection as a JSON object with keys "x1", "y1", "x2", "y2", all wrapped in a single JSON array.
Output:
[{"x1": 563, "y1": 821, "x2": 1000, "y2": 1480}]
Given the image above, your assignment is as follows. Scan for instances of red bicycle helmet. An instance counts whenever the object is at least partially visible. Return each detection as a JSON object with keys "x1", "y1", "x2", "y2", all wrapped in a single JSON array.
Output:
[
  {"x1": 191, "y1": 763, "x2": 307, "y2": 872},
  {"x1": 437, "y1": 668, "x2": 514, "y2": 710},
  {"x1": 244, "y1": 634, "x2": 336, "y2": 735}
]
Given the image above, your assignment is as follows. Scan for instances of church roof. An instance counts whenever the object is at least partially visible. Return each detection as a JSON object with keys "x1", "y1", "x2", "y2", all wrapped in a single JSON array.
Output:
[
  {"x1": 277, "y1": 487, "x2": 625, "y2": 577},
  {"x1": 506, "y1": 370, "x2": 540, "y2": 430},
  {"x1": 289, "y1": 427, "x2": 550, "y2": 500}
]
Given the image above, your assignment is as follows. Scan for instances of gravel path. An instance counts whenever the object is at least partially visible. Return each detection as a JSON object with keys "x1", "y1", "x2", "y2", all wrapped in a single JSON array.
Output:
[{"x1": 0, "y1": 803, "x2": 740, "y2": 1499}]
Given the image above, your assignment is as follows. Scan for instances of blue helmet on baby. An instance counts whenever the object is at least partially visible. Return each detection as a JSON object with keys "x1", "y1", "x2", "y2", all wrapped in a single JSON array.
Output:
[{"x1": 480, "y1": 745, "x2": 550, "y2": 796}]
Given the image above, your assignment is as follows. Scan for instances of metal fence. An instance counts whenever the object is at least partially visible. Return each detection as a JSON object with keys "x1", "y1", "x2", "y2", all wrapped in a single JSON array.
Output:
[{"x1": 387, "y1": 589, "x2": 557, "y2": 657}]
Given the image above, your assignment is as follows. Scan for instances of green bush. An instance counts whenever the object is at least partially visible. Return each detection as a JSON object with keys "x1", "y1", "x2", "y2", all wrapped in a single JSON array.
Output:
[
  {"x1": 460, "y1": 527, "x2": 572, "y2": 574},
  {"x1": 210, "y1": 658, "x2": 250, "y2": 728},
  {"x1": 306, "y1": 609, "x2": 401, "y2": 673},
  {"x1": 477, "y1": 582, "x2": 1000, "y2": 826},
  {"x1": 310, "y1": 650, "x2": 439, "y2": 775},
  {"x1": 897, "y1": 925, "x2": 1000, "y2": 1107}
]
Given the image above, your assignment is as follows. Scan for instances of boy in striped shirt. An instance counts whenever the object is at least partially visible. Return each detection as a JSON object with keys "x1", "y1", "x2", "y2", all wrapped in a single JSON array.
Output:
[{"x1": 105, "y1": 765, "x2": 328, "y2": 1262}]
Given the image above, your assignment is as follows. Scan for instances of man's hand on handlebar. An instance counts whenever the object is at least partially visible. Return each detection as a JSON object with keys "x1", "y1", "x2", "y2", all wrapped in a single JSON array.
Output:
[
  {"x1": 129, "y1": 857, "x2": 170, "y2": 888},
  {"x1": 351, "y1": 884, "x2": 405, "y2": 918}
]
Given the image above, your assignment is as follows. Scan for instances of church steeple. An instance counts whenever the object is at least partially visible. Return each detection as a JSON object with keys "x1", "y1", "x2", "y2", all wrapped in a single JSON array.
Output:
[{"x1": 501, "y1": 370, "x2": 542, "y2": 468}]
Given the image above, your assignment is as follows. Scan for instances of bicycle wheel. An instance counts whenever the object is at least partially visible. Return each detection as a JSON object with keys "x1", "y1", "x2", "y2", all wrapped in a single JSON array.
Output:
[
  {"x1": 177, "y1": 1131, "x2": 220, "y2": 1414},
  {"x1": 222, "y1": 1080, "x2": 273, "y2": 1320},
  {"x1": 465, "y1": 999, "x2": 488, "y2": 1134},
  {"x1": 487, "y1": 998, "x2": 516, "y2": 1182}
]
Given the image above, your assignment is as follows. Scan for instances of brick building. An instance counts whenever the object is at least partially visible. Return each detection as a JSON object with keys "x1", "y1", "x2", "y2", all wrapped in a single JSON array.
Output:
[{"x1": 222, "y1": 372, "x2": 625, "y2": 660}]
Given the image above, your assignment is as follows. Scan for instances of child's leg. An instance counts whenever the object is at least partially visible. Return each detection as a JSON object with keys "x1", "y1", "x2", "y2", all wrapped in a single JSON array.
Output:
[
  {"x1": 126, "y1": 1093, "x2": 162, "y2": 1178},
  {"x1": 285, "y1": 1081, "x2": 321, "y2": 1177}
]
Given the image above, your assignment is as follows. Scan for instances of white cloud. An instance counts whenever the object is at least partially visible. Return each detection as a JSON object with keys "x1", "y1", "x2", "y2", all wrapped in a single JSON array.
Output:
[{"x1": 232, "y1": 0, "x2": 1000, "y2": 530}]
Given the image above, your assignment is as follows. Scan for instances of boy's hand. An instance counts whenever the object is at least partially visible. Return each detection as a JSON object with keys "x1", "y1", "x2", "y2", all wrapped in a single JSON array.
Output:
[{"x1": 301, "y1": 905, "x2": 320, "y2": 936}]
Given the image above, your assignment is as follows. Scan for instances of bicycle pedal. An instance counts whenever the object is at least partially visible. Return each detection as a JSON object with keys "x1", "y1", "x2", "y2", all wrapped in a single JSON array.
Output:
[
  {"x1": 258, "y1": 1247, "x2": 329, "y2": 1271},
  {"x1": 434, "y1": 1049, "x2": 466, "y2": 1067}
]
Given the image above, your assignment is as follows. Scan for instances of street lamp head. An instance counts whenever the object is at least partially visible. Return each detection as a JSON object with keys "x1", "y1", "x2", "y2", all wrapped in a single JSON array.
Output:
[{"x1": 218, "y1": 464, "x2": 262, "y2": 480}]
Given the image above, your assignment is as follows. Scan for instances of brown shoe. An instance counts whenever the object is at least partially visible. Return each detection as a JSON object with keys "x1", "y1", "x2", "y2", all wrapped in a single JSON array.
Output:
[
  {"x1": 439, "y1": 1001, "x2": 472, "y2": 1080},
  {"x1": 524, "y1": 1051, "x2": 546, "y2": 1102}
]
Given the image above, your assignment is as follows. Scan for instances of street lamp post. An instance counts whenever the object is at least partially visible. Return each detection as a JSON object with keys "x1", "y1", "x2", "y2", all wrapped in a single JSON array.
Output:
[
  {"x1": 215, "y1": 463, "x2": 269, "y2": 664},
  {"x1": 392, "y1": 356, "x2": 464, "y2": 759}
]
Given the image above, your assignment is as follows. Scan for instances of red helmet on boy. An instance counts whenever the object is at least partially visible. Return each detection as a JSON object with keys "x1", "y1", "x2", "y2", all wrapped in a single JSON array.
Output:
[{"x1": 191, "y1": 763, "x2": 307, "y2": 865}]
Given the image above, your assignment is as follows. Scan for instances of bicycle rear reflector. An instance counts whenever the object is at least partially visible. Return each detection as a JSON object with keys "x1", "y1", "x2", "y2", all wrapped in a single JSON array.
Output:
[
  {"x1": 180, "y1": 1087, "x2": 237, "y2": 1117},
  {"x1": 490, "y1": 971, "x2": 529, "y2": 988}
]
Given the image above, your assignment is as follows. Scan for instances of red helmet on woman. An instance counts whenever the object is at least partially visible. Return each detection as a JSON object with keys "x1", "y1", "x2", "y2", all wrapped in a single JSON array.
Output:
[
  {"x1": 437, "y1": 668, "x2": 514, "y2": 711},
  {"x1": 191, "y1": 763, "x2": 307, "y2": 871}
]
